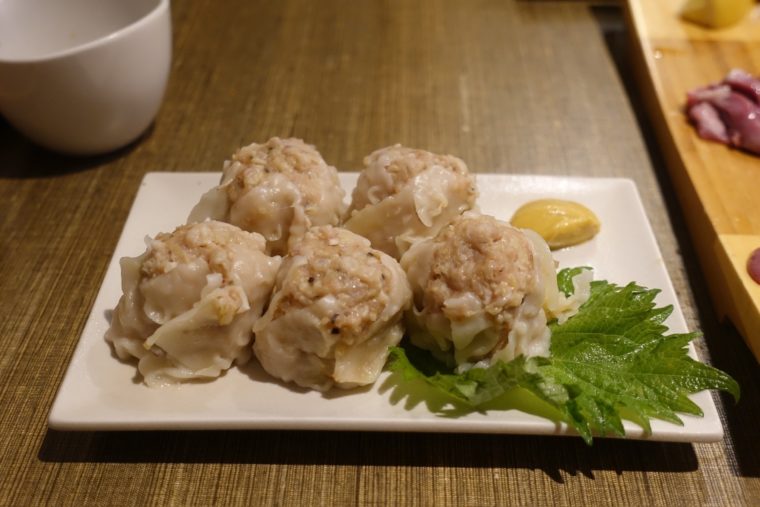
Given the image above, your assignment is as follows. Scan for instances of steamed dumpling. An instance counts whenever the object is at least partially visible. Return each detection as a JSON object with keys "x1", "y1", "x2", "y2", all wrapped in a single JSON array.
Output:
[
  {"x1": 253, "y1": 225, "x2": 412, "y2": 391},
  {"x1": 400, "y1": 213, "x2": 562, "y2": 368},
  {"x1": 188, "y1": 137, "x2": 346, "y2": 256},
  {"x1": 105, "y1": 221, "x2": 281, "y2": 386},
  {"x1": 343, "y1": 145, "x2": 478, "y2": 259}
]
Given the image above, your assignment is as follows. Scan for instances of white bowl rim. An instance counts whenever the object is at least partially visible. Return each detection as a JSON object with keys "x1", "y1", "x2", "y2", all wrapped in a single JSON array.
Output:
[{"x1": 0, "y1": 0, "x2": 170, "y2": 64}]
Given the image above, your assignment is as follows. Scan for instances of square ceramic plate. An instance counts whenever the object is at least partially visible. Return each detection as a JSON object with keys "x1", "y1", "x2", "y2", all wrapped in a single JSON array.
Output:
[{"x1": 48, "y1": 172, "x2": 723, "y2": 441}]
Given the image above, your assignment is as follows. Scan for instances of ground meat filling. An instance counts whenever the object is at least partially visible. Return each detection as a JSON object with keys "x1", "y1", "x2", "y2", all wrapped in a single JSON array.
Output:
[
  {"x1": 349, "y1": 145, "x2": 474, "y2": 214},
  {"x1": 141, "y1": 222, "x2": 264, "y2": 284},
  {"x1": 225, "y1": 138, "x2": 330, "y2": 211},
  {"x1": 380, "y1": 148, "x2": 470, "y2": 196},
  {"x1": 272, "y1": 228, "x2": 393, "y2": 340},
  {"x1": 425, "y1": 216, "x2": 536, "y2": 321}
]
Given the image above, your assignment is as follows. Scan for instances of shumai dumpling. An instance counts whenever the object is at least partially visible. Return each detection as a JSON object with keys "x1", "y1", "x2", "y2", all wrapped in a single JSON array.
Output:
[
  {"x1": 343, "y1": 144, "x2": 478, "y2": 259},
  {"x1": 253, "y1": 225, "x2": 412, "y2": 391},
  {"x1": 400, "y1": 213, "x2": 585, "y2": 369},
  {"x1": 105, "y1": 221, "x2": 281, "y2": 386},
  {"x1": 188, "y1": 137, "x2": 346, "y2": 256}
]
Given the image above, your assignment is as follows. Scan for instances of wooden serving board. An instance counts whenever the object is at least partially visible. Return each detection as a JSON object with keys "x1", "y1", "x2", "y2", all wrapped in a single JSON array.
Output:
[{"x1": 625, "y1": 0, "x2": 760, "y2": 360}]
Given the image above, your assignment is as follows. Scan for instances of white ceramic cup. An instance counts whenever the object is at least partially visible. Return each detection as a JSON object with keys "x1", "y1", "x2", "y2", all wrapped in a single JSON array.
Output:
[{"x1": 0, "y1": 0, "x2": 172, "y2": 155}]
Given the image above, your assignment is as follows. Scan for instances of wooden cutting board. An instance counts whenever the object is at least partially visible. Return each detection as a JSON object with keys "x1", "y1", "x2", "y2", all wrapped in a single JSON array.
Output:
[{"x1": 625, "y1": 0, "x2": 760, "y2": 360}]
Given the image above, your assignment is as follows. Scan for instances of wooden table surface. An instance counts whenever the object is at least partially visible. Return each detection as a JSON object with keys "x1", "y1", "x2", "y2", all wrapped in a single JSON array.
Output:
[{"x1": 1, "y1": 0, "x2": 758, "y2": 505}]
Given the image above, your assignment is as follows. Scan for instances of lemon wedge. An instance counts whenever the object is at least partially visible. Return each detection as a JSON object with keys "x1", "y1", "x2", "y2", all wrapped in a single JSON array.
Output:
[{"x1": 680, "y1": 0, "x2": 754, "y2": 29}]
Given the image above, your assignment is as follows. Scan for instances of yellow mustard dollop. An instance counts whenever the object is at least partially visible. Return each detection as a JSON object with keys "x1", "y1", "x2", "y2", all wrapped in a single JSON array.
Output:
[{"x1": 510, "y1": 199, "x2": 600, "y2": 250}]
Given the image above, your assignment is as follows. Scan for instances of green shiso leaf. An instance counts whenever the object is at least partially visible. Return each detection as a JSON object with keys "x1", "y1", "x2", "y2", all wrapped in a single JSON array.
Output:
[{"x1": 386, "y1": 268, "x2": 740, "y2": 445}]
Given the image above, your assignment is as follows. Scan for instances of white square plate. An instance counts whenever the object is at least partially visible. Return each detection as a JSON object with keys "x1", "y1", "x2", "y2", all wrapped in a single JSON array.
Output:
[{"x1": 48, "y1": 172, "x2": 723, "y2": 441}]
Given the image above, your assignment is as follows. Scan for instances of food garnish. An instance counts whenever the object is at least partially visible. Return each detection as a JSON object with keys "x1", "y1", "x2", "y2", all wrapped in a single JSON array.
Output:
[
  {"x1": 387, "y1": 268, "x2": 740, "y2": 444},
  {"x1": 509, "y1": 199, "x2": 601, "y2": 250}
]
